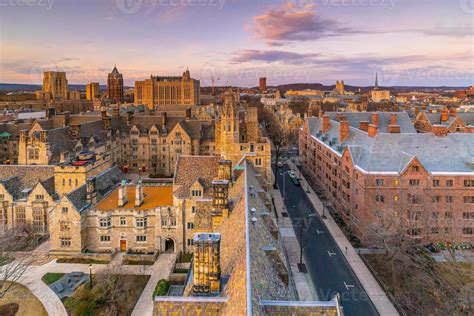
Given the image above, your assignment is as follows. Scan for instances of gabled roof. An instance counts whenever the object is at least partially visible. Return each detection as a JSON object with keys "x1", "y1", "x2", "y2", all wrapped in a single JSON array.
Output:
[{"x1": 173, "y1": 155, "x2": 220, "y2": 198}]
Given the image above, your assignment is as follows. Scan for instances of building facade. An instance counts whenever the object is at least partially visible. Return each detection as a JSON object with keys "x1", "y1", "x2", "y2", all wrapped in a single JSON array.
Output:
[
  {"x1": 134, "y1": 69, "x2": 200, "y2": 110},
  {"x1": 41, "y1": 71, "x2": 69, "y2": 100},
  {"x1": 86, "y1": 82, "x2": 100, "y2": 101},
  {"x1": 300, "y1": 113, "x2": 474, "y2": 244}
]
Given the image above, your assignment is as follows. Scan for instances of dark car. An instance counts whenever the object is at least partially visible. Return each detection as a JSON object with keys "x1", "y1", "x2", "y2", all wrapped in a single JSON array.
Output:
[{"x1": 291, "y1": 177, "x2": 301, "y2": 186}]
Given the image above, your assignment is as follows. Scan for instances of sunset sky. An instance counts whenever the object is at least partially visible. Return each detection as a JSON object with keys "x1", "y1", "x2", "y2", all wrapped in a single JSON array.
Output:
[{"x1": 0, "y1": 0, "x2": 472, "y2": 87}]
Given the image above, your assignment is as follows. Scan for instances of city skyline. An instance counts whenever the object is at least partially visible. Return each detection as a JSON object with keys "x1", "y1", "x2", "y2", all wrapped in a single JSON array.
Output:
[{"x1": 0, "y1": 0, "x2": 473, "y2": 87}]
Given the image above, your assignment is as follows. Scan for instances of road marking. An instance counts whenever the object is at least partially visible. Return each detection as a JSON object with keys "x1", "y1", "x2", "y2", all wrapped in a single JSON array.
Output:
[
  {"x1": 344, "y1": 281, "x2": 355, "y2": 290},
  {"x1": 328, "y1": 251, "x2": 337, "y2": 257},
  {"x1": 316, "y1": 230, "x2": 324, "y2": 234}
]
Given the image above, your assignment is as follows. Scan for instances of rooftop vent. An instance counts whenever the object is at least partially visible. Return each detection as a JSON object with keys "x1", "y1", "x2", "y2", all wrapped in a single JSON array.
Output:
[
  {"x1": 466, "y1": 156, "x2": 474, "y2": 165},
  {"x1": 251, "y1": 217, "x2": 257, "y2": 224},
  {"x1": 251, "y1": 207, "x2": 256, "y2": 213}
]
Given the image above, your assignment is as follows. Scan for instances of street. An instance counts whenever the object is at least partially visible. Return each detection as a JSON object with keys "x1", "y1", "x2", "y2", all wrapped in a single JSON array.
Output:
[{"x1": 277, "y1": 164, "x2": 378, "y2": 316}]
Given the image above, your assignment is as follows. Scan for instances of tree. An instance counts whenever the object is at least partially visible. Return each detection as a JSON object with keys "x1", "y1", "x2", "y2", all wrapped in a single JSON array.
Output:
[{"x1": 0, "y1": 225, "x2": 37, "y2": 298}]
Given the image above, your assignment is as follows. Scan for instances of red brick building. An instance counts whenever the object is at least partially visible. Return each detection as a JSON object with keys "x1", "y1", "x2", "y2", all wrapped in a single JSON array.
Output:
[
  {"x1": 107, "y1": 66, "x2": 124, "y2": 102},
  {"x1": 299, "y1": 113, "x2": 474, "y2": 244},
  {"x1": 414, "y1": 108, "x2": 474, "y2": 136}
]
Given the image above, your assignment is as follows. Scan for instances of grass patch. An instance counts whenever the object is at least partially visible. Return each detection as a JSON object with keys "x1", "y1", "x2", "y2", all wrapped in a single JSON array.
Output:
[
  {"x1": 64, "y1": 274, "x2": 149, "y2": 316},
  {"x1": 41, "y1": 272, "x2": 65, "y2": 285},
  {"x1": 173, "y1": 269, "x2": 189, "y2": 274},
  {"x1": 177, "y1": 253, "x2": 193, "y2": 263},
  {"x1": 0, "y1": 282, "x2": 47, "y2": 316},
  {"x1": 122, "y1": 260, "x2": 154, "y2": 266},
  {"x1": 56, "y1": 258, "x2": 110, "y2": 264},
  {"x1": 153, "y1": 279, "x2": 170, "y2": 297}
]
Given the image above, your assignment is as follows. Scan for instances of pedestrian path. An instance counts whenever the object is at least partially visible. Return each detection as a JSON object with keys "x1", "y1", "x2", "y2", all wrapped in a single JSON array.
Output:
[{"x1": 288, "y1": 161, "x2": 399, "y2": 316}]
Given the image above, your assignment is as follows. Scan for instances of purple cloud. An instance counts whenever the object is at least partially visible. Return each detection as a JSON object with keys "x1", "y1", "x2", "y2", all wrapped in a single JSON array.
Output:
[{"x1": 231, "y1": 49, "x2": 319, "y2": 64}]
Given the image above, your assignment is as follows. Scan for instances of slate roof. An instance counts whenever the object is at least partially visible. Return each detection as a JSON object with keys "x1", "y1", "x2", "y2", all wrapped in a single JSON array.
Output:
[
  {"x1": 173, "y1": 155, "x2": 220, "y2": 198},
  {"x1": 0, "y1": 165, "x2": 55, "y2": 199},
  {"x1": 424, "y1": 112, "x2": 474, "y2": 127},
  {"x1": 66, "y1": 166, "x2": 123, "y2": 212},
  {"x1": 324, "y1": 111, "x2": 416, "y2": 133},
  {"x1": 307, "y1": 117, "x2": 474, "y2": 174}
]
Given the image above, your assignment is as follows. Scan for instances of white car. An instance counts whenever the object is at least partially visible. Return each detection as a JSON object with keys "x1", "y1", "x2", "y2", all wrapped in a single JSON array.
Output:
[{"x1": 288, "y1": 171, "x2": 296, "y2": 178}]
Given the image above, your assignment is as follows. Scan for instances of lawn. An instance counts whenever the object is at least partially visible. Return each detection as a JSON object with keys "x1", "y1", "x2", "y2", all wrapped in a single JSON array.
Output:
[
  {"x1": 0, "y1": 282, "x2": 47, "y2": 316},
  {"x1": 41, "y1": 272, "x2": 65, "y2": 285},
  {"x1": 152, "y1": 279, "x2": 170, "y2": 297},
  {"x1": 64, "y1": 274, "x2": 149, "y2": 315}
]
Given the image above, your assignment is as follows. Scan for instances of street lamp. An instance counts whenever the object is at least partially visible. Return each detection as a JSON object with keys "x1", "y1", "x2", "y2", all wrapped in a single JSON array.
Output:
[
  {"x1": 299, "y1": 213, "x2": 317, "y2": 269},
  {"x1": 89, "y1": 264, "x2": 93, "y2": 289}
]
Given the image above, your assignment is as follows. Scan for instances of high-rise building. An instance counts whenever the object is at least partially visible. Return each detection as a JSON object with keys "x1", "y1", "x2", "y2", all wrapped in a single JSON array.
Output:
[
  {"x1": 107, "y1": 66, "x2": 124, "y2": 102},
  {"x1": 86, "y1": 82, "x2": 100, "y2": 100},
  {"x1": 335, "y1": 80, "x2": 345, "y2": 95},
  {"x1": 259, "y1": 77, "x2": 267, "y2": 93},
  {"x1": 134, "y1": 69, "x2": 200, "y2": 110},
  {"x1": 41, "y1": 71, "x2": 69, "y2": 100}
]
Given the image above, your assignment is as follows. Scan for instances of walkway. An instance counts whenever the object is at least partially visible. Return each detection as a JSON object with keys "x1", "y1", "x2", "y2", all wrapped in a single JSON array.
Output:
[
  {"x1": 10, "y1": 253, "x2": 176, "y2": 316},
  {"x1": 287, "y1": 161, "x2": 398, "y2": 316}
]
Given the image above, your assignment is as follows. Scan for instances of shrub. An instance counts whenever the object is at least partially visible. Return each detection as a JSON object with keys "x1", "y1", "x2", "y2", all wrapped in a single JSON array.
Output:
[{"x1": 152, "y1": 279, "x2": 170, "y2": 297}]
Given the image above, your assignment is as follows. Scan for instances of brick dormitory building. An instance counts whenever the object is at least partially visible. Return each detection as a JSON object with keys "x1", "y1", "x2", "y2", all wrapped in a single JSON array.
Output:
[{"x1": 299, "y1": 111, "x2": 474, "y2": 244}]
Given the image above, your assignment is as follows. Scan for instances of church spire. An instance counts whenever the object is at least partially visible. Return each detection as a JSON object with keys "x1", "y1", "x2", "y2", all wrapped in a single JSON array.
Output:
[{"x1": 374, "y1": 72, "x2": 379, "y2": 90}]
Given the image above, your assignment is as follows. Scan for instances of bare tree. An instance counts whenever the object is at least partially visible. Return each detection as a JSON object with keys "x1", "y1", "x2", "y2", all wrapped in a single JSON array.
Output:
[{"x1": 0, "y1": 225, "x2": 36, "y2": 298}]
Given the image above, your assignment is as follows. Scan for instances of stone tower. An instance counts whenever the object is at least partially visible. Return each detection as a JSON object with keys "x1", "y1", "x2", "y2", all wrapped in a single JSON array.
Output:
[
  {"x1": 193, "y1": 233, "x2": 221, "y2": 294},
  {"x1": 108, "y1": 66, "x2": 124, "y2": 102}
]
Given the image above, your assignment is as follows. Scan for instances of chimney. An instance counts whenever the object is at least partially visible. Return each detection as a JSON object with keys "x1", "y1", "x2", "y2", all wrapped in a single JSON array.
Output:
[
  {"x1": 359, "y1": 121, "x2": 369, "y2": 132},
  {"x1": 118, "y1": 180, "x2": 128, "y2": 207},
  {"x1": 368, "y1": 124, "x2": 378, "y2": 138},
  {"x1": 318, "y1": 110, "x2": 324, "y2": 118},
  {"x1": 322, "y1": 115, "x2": 330, "y2": 133},
  {"x1": 112, "y1": 106, "x2": 120, "y2": 118},
  {"x1": 441, "y1": 109, "x2": 449, "y2": 122},
  {"x1": 414, "y1": 106, "x2": 420, "y2": 116},
  {"x1": 217, "y1": 160, "x2": 232, "y2": 181},
  {"x1": 161, "y1": 112, "x2": 167, "y2": 128},
  {"x1": 193, "y1": 233, "x2": 221, "y2": 294},
  {"x1": 390, "y1": 113, "x2": 398, "y2": 126},
  {"x1": 186, "y1": 108, "x2": 192, "y2": 120},
  {"x1": 450, "y1": 108, "x2": 458, "y2": 117},
  {"x1": 388, "y1": 125, "x2": 401, "y2": 133},
  {"x1": 339, "y1": 120, "x2": 350, "y2": 143},
  {"x1": 371, "y1": 113, "x2": 380, "y2": 127},
  {"x1": 135, "y1": 180, "x2": 144, "y2": 207},
  {"x1": 86, "y1": 177, "x2": 97, "y2": 205}
]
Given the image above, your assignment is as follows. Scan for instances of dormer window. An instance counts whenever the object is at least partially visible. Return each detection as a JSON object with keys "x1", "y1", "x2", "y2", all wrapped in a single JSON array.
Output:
[{"x1": 191, "y1": 190, "x2": 202, "y2": 197}]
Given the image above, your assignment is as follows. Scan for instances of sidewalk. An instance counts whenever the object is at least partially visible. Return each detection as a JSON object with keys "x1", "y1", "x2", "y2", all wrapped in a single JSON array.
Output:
[
  {"x1": 288, "y1": 161, "x2": 399, "y2": 316},
  {"x1": 273, "y1": 187, "x2": 318, "y2": 301}
]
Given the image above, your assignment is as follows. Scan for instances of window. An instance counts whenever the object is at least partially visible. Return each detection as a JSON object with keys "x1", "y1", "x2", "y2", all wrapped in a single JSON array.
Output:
[
  {"x1": 191, "y1": 206, "x2": 196, "y2": 214},
  {"x1": 187, "y1": 238, "x2": 194, "y2": 246},
  {"x1": 431, "y1": 227, "x2": 439, "y2": 234},
  {"x1": 464, "y1": 180, "x2": 474, "y2": 187},
  {"x1": 375, "y1": 195, "x2": 385, "y2": 203},
  {"x1": 62, "y1": 207, "x2": 68, "y2": 214},
  {"x1": 373, "y1": 211, "x2": 383, "y2": 218},
  {"x1": 411, "y1": 166, "x2": 419, "y2": 172},
  {"x1": 15, "y1": 207, "x2": 26, "y2": 224},
  {"x1": 191, "y1": 190, "x2": 202, "y2": 197},
  {"x1": 136, "y1": 235, "x2": 147, "y2": 242},
  {"x1": 464, "y1": 196, "x2": 474, "y2": 204},
  {"x1": 187, "y1": 222, "x2": 194, "y2": 230},
  {"x1": 463, "y1": 227, "x2": 473, "y2": 235},
  {"x1": 255, "y1": 158, "x2": 262, "y2": 166},
  {"x1": 446, "y1": 180, "x2": 453, "y2": 187},
  {"x1": 99, "y1": 217, "x2": 111, "y2": 228},
  {"x1": 445, "y1": 196, "x2": 453, "y2": 203},
  {"x1": 445, "y1": 211, "x2": 453, "y2": 219},
  {"x1": 431, "y1": 196, "x2": 441, "y2": 203},
  {"x1": 431, "y1": 212, "x2": 439, "y2": 219},
  {"x1": 60, "y1": 221, "x2": 70, "y2": 231},
  {"x1": 35, "y1": 195, "x2": 44, "y2": 201},
  {"x1": 409, "y1": 179, "x2": 420, "y2": 186},
  {"x1": 100, "y1": 235, "x2": 111, "y2": 242},
  {"x1": 407, "y1": 194, "x2": 421, "y2": 204},
  {"x1": 60, "y1": 238, "x2": 71, "y2": 247},
  {"x1": 375, "y1": 179, "x2": 384, "y2": 186},
  {"x1": 407, "y1": 228, "x2": 421, "y2": 236},
  {"x1": 432, "y1": 179, "x2": 440, "y2": 187},
  {"x1": 120, "y1": 217, "x2": 126, "y2": 226},
  {"x1": 462, "y1": 212, "x2": 474, "y2": 219},
  {"x1": 136, "y1": 217, "x2": 148, "y2": 228},
  {"x1": 0, "y1": 194, "x2": 4, "y2": 201}
]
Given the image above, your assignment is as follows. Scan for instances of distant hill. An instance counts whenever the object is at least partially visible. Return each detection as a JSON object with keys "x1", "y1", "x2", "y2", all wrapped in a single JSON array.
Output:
[{"x1": 263, "y1": 83, "x2": 467, "y2": 93}]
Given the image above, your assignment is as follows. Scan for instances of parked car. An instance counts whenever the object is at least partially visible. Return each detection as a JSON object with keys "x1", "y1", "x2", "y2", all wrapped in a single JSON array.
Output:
[
  {"x1": 291, "y1": 177, "x2": 300, "y2": 186},
  {"x1": 277, "y1": 161, "x2": 284, "y2": 168},
  {"x1": 288, "y1": 170, "x2": 296, "y2": 178}
]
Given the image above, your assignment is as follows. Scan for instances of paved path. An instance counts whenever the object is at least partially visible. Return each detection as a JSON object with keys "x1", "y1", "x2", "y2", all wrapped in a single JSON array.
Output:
[
  {"x1": 132, "y1": 253, "x2": 176, "y2": 316},
  {"x1": 9, "y1": 253, "x2": 177, "y2": 316},
  {"x1": 287, "y1": 161, "x2": 399, "y2": 316}
]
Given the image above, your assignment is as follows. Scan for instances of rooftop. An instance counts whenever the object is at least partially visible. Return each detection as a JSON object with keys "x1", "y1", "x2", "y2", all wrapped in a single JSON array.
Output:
[{"x1": 95, "y1": 185, "x2": 173, "y2": 211}]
